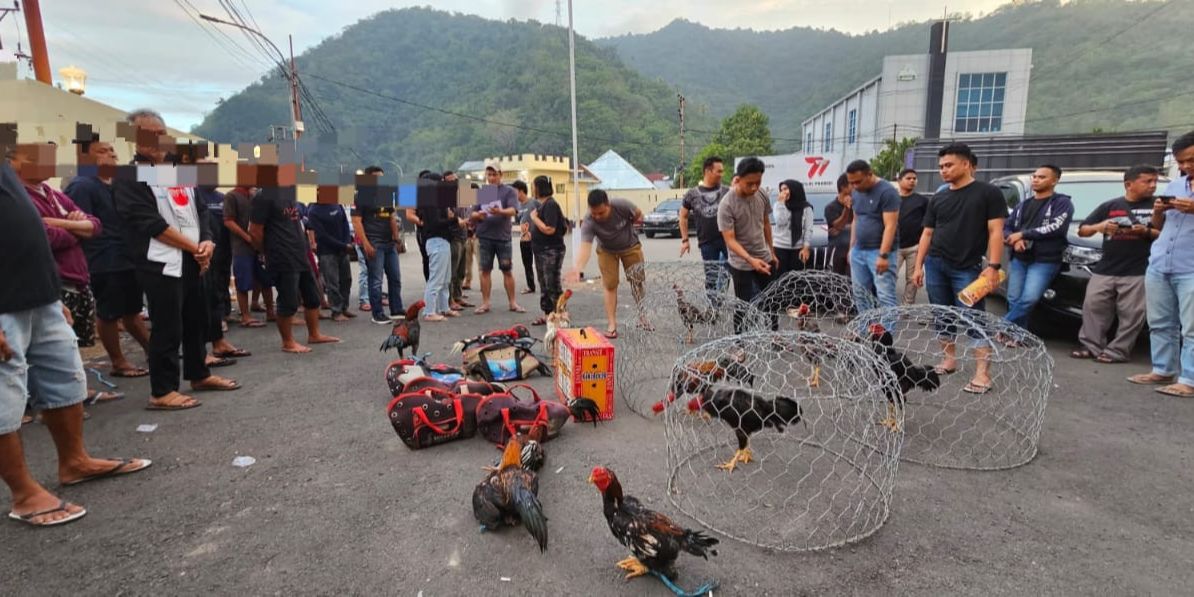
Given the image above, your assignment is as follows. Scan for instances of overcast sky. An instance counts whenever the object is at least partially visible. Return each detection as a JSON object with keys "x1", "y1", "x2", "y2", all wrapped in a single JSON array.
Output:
[{"x1": 4, "y1": 0, "x2": 1009, "y2": 131}]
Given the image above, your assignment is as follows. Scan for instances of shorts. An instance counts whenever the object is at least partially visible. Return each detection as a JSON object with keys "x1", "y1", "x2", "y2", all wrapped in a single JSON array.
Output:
[
  {"x1": 596, "y1": 244, "x2": 645, "y2": 291},
  {"x1": 478, "y1": 238, "x2": 513, "y2": 273},
  {"x1": 273, "y1": 270, "x2": 322, "y2": 317},
  {"x1": 0, "y1": 302, "x2": 88, "y2": 433},
  {"x1": 233, "y1": 254, "x2": 272, "y2": 293},
  {"x1": 90, "y1": 270, "x2": 144, "y2": 322},
  {"x1": 60, "y1": 285, "x2": 97, "y2": 347}
]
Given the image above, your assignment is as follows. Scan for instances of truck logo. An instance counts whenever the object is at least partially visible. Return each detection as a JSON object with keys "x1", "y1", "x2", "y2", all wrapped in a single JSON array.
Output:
[{"x1": 804, "y1": 156, "x2": 831, "y2": 178}]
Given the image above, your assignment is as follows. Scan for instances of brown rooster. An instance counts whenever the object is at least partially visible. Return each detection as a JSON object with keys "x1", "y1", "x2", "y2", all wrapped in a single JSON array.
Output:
[
  {"x1": 786, "y1": 303, "x2": 827, "y2": 387},
  {"x1": 485, "y1": 422, "x2": 547, "y2": 472},
  {"x1": 543, "y1": 289, "x2": 574, "y2": 357},
  {"x1": 472, "y1": 436, "x2": 549, "y2": 552},
  {"x1": 673, "y1": 284, "x2": 717, "y2": 344},
  {"x1": 379, "y1": 300, "x2": 426, "y2": 356}
]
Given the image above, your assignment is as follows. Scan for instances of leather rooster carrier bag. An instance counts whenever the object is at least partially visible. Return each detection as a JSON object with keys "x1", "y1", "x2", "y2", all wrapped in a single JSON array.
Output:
[
  {"x1": 475, "y1": 385, "x2": 571, "y2": 446},
  {"x1": 462, "y1": 342, "x2": 552, "y2": 383},
  {"x1": 387, "y1": 387, "x2": 483, "y2": 450}
]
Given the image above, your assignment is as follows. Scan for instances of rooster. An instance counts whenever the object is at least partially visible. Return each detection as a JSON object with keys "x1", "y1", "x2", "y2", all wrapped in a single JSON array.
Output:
[
  {"x1": 652, "y1": 353, "x2": 755, "y2": 415},
  {"x1": 451, "y1": 324, "x2": 533, "y2": 354},
  {"x1": 674, "y1": 284, "x2": 717, "y2": 344},
  {"x1": 472, "y1": 435, "x2": 549, "y2": 552},
  {"x1": 859, "y1": 323, "x2": 942, "y2": 432},
  {"x1": 567, "y1": 397, "x2": 602, "y2": 426},
  {"x1": 588, "y1": 466, "x2": 719, "y2": 597},
  {"x1": 784, "y1": 303, "x2": 830, "y2": 387},
  {"x1": 687, "y1": 387, "x2": 803, "y2": 472},
  {"x1": 485, "y1": 422, "x2": 547, "y2": 472},
  {"x1": 543, "y1": 289, "x2": 574, "y2": 357},
  {"x1": 379, "y1": 300, "x2": 427, "y2": 357}
]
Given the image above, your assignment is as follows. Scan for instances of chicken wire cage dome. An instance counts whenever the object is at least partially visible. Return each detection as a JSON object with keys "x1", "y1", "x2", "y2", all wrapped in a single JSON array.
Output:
[
  {"x1": 751, "y1": 270, "x2": 879, "y2": 336},
  {"x1": 661, "y1": 331, "x2": 903, "y2": 552},
  {"x1": 846, "y1": 304, "x2": 1052, "y2": 471},
  {"x1": 623, "y1": 260, "x2": 734, "y2": 297},
  {"x1": 616, "y1": 287, "x2": 769, "y2": 418}
]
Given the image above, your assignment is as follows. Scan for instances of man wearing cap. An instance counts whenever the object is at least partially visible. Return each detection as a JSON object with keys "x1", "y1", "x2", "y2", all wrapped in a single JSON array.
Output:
[{"x1": 469, "y1": 163, "x2": 525, "y2": 314}]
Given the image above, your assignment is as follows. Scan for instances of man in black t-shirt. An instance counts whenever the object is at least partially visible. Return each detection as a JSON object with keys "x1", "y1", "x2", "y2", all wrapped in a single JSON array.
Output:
[
  {"x1": 912, "y1": 143, "x2": 1008, "y2": 395},
  {"x1": 825, "y1": 174, "x2": 854, "y2": 277},
  {"x1": 528, "y1": 175, "x2": 568, "y2": 323},
  {"x1": 250, "y1": 179, "x2": 340, "y2": 353},
  {"x1": 352, "y1": 166, "x2": 403, "y2": 324},
  {"x1": 894, "y1": 168, "x2": 928, "y2": 304},
  {"x1": 1073, "y1": 165, "x2": 1161, "y2": 364},
  {"x1": 680, "y1": 156, "x2": 730, "y2": 295}
]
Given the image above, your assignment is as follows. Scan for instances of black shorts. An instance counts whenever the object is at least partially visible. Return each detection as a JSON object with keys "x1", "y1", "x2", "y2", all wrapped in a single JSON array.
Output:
[
  {"x1": 90, "y1": 270, "x2": 144, "y2": 322},
  {"x1": 61, "y1": 285, "x2": 97, "y2": 347},
  {"x1": 273, "y1": 270, "x2": 322, "y2": 317}
]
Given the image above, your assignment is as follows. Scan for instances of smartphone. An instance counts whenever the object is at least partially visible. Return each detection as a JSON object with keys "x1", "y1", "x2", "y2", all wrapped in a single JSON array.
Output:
[{"x1": 1156, "y1": 195, "x2": 1176, "y2": 204}]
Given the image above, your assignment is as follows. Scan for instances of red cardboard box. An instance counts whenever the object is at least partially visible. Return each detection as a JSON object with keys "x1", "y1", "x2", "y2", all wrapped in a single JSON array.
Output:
[{"x1": 555, "y1": 327, "x2": 615, "y2": 421}]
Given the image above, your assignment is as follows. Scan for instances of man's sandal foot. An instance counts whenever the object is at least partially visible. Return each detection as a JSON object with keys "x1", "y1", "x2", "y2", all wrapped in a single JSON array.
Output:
[
  {"x1": 1127, "y1": 373, "x2": 1175, "y2": 386},
  {"x1": 1155, "y1": 384, "x2": 1194, "y2": 398},
  {"x1": 84, "y1": 390, "x2": 124, "y2": 405},
  {"x1": 146, "y1": 394, "x2": 201, "y2": 410},
  {"x1": 8, "y1": 500, "x2": 86, "y2": 527},
  {"x1": 61, "y1": 458, "x2": 152, "y2": 487},
  {"x1": 110, "y1": 367, "x2": 149, "y2": 378}
]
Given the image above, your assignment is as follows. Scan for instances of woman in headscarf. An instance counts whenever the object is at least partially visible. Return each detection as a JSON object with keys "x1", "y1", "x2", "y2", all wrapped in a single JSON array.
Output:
[{"x1": 772, "y1": 178, "x2": 814, "y2": 278}]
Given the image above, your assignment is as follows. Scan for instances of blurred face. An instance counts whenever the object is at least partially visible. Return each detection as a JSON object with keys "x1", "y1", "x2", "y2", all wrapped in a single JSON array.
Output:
[
  {"x1": 443, "y1": 172, "x2": 458, "y2": 182},
  {"x1": 132, "y1": 115, "x2": 169, "y2": 165},
  {"x1": 589, "y1": 202, "x2": 612, "y2": 221},
  {"x1": 1175, "y1": 146, "x2": 1194, "y2": 178},
  {"x1": 1030, "y1": 167, "x2": 1059, "y2": 195},
  {"x1": 485, "y1": 168, "x2": 501, "y2": 185},
  {"x1": 1124, "y1": 173, "x2": 1158, "y2": 200},
  {"x1": 704, "y1": 161, "x2": 724, "y2": 184},
  {"x1": 735, "y1": 172, "x2": 762, "y2": 196},
  {"x1": 9, "y1": 144, "x2": 57, "y2": 184},
  {"x1": 938, "y1": 154, "x2": 972, "y2": 184},
  {"x1": 778, "y1": 183, "x2": 790, "y2": 202},
  {"x1": 90, "y1": 141, "x2": 117, "y2": 167},
  {"x1": 516, "y1": 187, "x2": 528, "y2": 203},
  {"x1": 898, "y1": 172, "x2": 918, "y2": 193},
  {"x1": 846, "y1": 170, "x2": 875, "y2": 192}
]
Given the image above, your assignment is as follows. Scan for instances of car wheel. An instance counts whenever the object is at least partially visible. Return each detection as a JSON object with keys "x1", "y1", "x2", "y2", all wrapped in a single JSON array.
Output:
[{"x1": 645, "y1": 232, "x2": 655, "y2": 239}]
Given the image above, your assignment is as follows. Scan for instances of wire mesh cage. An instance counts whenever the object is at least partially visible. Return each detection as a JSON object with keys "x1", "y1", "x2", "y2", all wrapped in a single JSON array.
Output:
[
  {"x1": 616, "y1": 287, "x2": 769, "y2": 417},
  {"x1": 751, "y1": 270, "x2": 879, "y2": 336},
  {"x1": 623, "y1": 260, "x2": 734, "y2": 298},
  {"x1": 846, "y1": 304, "x2": 1053, "y2": 470},
  {"x1": 660, "y1": 331, "x2": 903, "y2": 552}
]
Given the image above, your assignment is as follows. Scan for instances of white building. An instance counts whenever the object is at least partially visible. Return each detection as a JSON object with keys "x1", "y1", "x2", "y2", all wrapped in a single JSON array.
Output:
[{"x1": 801, "y1": 22, "x2": 1032, "y2": 166}]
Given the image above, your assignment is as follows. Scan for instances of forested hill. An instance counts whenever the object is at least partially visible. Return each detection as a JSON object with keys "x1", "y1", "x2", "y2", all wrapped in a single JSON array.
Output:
[
  {"x1": 600, "y1": 0, "x2": 1193, "y2": 152},
  {"x1": 193, "y1": 8, "x2": 710, "y2": 174}
]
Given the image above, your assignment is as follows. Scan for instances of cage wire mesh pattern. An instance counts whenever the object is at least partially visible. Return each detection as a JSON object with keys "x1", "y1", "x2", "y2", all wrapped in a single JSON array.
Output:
[
  {"x1": 661, "y1": 331, "x2": 903, "y2": 552},
  {"x1": 617, "y1": 286, "x2": 769, "y2": 418},
  {"x1": 846, "y1": 304, "x2": 1052, "y2": 470},
  {"x1": 751, "y1": 270, "x2": 879, "y2": 336},
  {"x1": 623, "y1": 260, "x2": 734, "y2": 298}
]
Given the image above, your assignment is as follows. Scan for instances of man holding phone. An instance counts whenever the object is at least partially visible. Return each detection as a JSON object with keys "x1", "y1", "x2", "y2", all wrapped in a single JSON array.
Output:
[{"x1": 470, "y1": 163, "x2": 524, "y2": 314}]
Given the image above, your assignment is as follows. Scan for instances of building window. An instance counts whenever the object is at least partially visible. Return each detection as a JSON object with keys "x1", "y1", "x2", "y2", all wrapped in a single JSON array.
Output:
[
  {"x1": 823, "y1": 121, "x2": 833, "y2": 152},
  {"x1": 954, "y1": 72, "x2": 1006, "y2": 133},
  {"x1": 805, "y1": 131, "x2": 814, "y2": 153},
  {"x1": 847, "y1": 109, "x2": 857, "y2": 145},
  {"x1": 556, "y1": 183, "x2": 566, "y2": 195}
]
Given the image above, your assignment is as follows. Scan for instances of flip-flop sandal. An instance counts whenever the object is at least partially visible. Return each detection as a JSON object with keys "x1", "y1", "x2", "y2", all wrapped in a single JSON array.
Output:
[
  {"x1": 61, "y1": 458, "x2": 153, "y2": 487},
  {"x1": 1156, "y1": 384, "x2": 1194, "y2": 398},
  {"x1": 83, "y1": 390, "x2": 125, "y2": 405},
  {"x1": 933, "y1": 366, "x2": 958, "y2": 375},
  {"x1": 1070, "y1": 349, "x2": 1094, "y2": 359},
  {"x1": 206, "y1": 357, "x2": 237, "y2": 368},
  {"x1": 110, "y1": 367, "x2": 149, "y2": 378},
  {"x1": 603, "y1": 329, "x2": 618, "y2": 339},
  {"x1": 8, "y1": 500, "x2": 87, "y2": 527},
  {"x1": 509, "y1": 306, "x2": 527, "y2": 313},
  {"x1": 531, "y1": 317, "x2": 547, "y2": 326},
  {"x1": 192, "y1": 379, "x2": 241, "y2": 392},
  {"x1": 214, "y1": 348, "x2": 252, "y2": 358},
  {"x1": 145, "y1": 397, "x2": 201, "y2": 411},
  {"x1": 240, "y1": 320, "x2": 266, "y2": 328},
  {"x1": 520, "y1": 289, "x2": 536, "y2": 294},
  {"x1": 962, "y1": 382, "x2": 993, "y2": 395},
  {"x1": 1127, "y1": 374, "x2": 1175, "y2": 386},
  {"x1": 1095, "y1": 354, "x2": 1126, "y2": 364},
  {"x1": 474, "y1": 306, "x2": 491, "y2": 315}
]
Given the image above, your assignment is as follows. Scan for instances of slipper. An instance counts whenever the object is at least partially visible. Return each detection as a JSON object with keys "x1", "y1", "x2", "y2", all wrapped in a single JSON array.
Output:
[
  {"x1": 458, "y1": 300, "x2": 475, "y2": 308},
  {"x1": 962, "y1": 382, "x2": 993, "y2": 395},
  {"x1": 603, "y1": 329, "x2": 618, "y2": 339},
  {"x1": 21, "y1": 414, "x2": 33, "y2": 426},
  {"x1": 933, "y1": 366, "x2": 958, "y2": 375},
  {"x1": 8, "y1": 500, "x2": 87, "y2": 527},
  {"x1": 474, "y1": 305, "x2": 491, "y2": 315},
  {"x1": 239, "y1": 320, "x2": 266, "y2": 328},
  {"x1": 110, "y1": 367, "x2": 149, "y2": 378},
  {"x1": 520, "y1": 289, "x2": 536, "y2": 295},
  {"x1": 206, "y1": 357, "x2": 237, "y2": 368},
  {"x1": 191, "y1": 379, "x2": 241, "y2": 392},
  {"x1": 1127, "y1": 373, "x2": 1176, "y2": 386},
  {"x1": 531, "y1": 317, "x2": 547, "y2": 326},
  {"x1": 61, "y1": 458, "x2": 153, "y2": 487},
  {"x1": 509, "y1": 305, "x2": 527, "y2": 313},
  {"x1": 83, "y1": 390, "x2": 124, "y2": 406},
  {"x1": 214, "y1": 348, "x2": 252, "y2": 358},
  {"x1": 146, "y1": 396, "x2": 201, "y2": 411},
  {"x1": 1070, "y1": 349, "x2": 1093, "y2": 359},
  {"x1": 1156, "y1": 384, "x2": 1194, "y2": 398},
  {"x1": 1095, "y1": 353, "x2": 1126, "y2": 364}
]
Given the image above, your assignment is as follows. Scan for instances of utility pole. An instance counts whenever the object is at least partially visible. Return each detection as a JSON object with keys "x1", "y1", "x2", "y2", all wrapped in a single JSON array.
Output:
[
  {"x1": 677, "y1": 94, "x2": 686, "y2": 188},
  {"x1": 20, "y1": 0, "x2": 51, "y2": 84},
  {"x1": 555, "y1": 0, "x2": 562, "y2": 27},
  {"x1": 289, "y1": 34, "x2": 303, "y2": 142}
]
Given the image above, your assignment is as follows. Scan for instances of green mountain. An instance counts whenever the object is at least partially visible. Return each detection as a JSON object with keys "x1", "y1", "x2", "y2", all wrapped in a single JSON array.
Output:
[
  {"x1": 194, "y1": 8, "x2": 709, "y2": 175},
  {"x1": 599, "y1": 0, "x2": 1193, "y2": 152}
]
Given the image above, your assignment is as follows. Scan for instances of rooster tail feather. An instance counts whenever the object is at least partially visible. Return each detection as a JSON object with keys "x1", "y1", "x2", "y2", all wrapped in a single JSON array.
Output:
[
  {"x1": 512, "y1": 478, "x2": 548, "y2": 552},
  {"x1": 680, "y1": 529, "x2": 719, "y2": 559},
  {"x1": 909, "y1": 366, "x2": 942, "y2": 392}
]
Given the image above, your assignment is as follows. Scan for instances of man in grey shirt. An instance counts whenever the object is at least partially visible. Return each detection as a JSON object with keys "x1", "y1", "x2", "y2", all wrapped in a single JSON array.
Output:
[
  {"x1": 567, "y1": 190, "x2": 644, "y2": 338},
  {"x1": 718, "y1": 157, "x2": 777, "y2": 332},
  {"x1": 513, "y1": 180, "x2": 539, "y2": 295},
  {"x1": 846, "y1": 159, "x2": 901, "y2": 310},
  {"x1": 469, "y1": 163, "x2": 524, "y2": 314}
]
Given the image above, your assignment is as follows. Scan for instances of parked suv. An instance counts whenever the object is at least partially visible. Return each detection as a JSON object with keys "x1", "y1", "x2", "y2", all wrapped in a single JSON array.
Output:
[
  {"x1": 642, "y1": 200, "x2": 693, "y2": 238},
  {"x1": 991, "y1": 170, "x2": 1167, "y2": 325}
]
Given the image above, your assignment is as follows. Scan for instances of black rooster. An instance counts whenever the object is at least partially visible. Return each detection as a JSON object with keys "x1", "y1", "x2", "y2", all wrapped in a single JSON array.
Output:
[
  {"x1": 687, "y1": 387, "x2": 803, "y2": 472},
  {"x1": 861, "y1": 323, "x2": 942, "y2": 432},
  {"x1": 567, "y1": 397, "x2": 602, "y2": 426},
  {"x1": 472, "y1": 436, "x2": 549, "y2": 552},
  {"x1": 589, "y1": 466, "x2": 719, "y2": 597},
  {"x1": 673, "y1": 284, "x2": 717, "y2": 344}
]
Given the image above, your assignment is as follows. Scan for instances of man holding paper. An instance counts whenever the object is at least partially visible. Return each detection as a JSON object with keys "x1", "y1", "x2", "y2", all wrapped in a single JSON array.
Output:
[{"x1": 469, "y1": 163, "x2": 524, "y2": 314}]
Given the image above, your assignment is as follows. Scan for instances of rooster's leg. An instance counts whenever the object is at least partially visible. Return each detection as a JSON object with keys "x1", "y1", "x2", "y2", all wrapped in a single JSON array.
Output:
[
  {"x1": 878, "y1": 402, "x2": 901, "y2": 432},
  {"x1": 615, "y1": 556, "x2": 638, "y2": 569},
  {"x1": 716, "y1": 433, "x2": 753, "y2": 472},
  {"x1": 618, "y1": 557, "x2": 650, "y2": 579},
  {"x1": 807, "y1": 365, "x2": 821, "y2": 388}
]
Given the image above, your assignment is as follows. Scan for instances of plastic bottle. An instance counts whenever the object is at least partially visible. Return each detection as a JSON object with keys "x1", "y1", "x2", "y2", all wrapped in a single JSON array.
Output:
[{"x1": 957, "y1": 269, "x2": 1008, "y2": 307}]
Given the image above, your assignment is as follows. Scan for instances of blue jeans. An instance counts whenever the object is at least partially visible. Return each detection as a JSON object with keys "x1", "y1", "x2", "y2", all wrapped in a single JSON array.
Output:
[
  {"x1": 924, "y1": 256, "x2": 985, "y2": 340},
  {"x1": 1146, "y1": 270, "x2": 1194, "y2": 386},
  {"x1": 699, "y1": 241, "x2": 729, "y2": 301},
  {"x1": 423, "y1": 237, "x2": 452, "y2": 315},
  {"x1": 367, "y1": 244, "x2": 402, "y2": 317},
  {"x1": 1004, "y1": 259, "x2": 1060, "y2": 329},
  {"x1": 851, "y1": 247, "x2": 899, "y2": 310},
  {"x1": 0, "y1": 302, "x2": 87, "y2": 434},
  {"x1": 354, "y1": 244, "x2": 369, "y2": 306}
]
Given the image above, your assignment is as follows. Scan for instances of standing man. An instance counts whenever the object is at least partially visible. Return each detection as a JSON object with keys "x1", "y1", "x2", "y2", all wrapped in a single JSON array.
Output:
[
  {"x1": 0, "y1": 158, "x2": 151, "y2": 527},
  {"x1": 224, "y1": 183, "x2": 273, "y2": 327},
  {"x1": 894, "y1": 169, "x2": 928, "y2": 305},
  {"x1": 566, "y1": 190, "x2": 646, "y2": 338},
  {"x1": 307, "y1": 186, "x2": 355, "y2": 321},
  {"x1": 680, "y1": 156, "x2": 730, "y2": 296},
  {"x1": 352, "y1": 166, "x2": 404, "y2": 324},
  {"x1": 846, "y1": 160, "x2": 900, "y2": 310},
  {"x1": 514, "y1": 180, "x2": 539, "y2": 295},
  {"x1": 1129, "y1": 133, "x2": 1194, "y2": 396},
  {"x1": 1002, "y1": 165, "x2": 1073, "y2": 330},
  {"x1": 824, "y1": 174, "x2": 854, "y2": 276},
  {"x1": 66, "y1": 139, "x2": 150, "y2": 378},
  {"x1": 717, "y1": 157, "x2": 777, "y2": 332},
  {"x1": 197, "y1": 174, "x2": 233, "y2": 326},
  {"x1": 443, "y1": 171, "x2": 468, "y2": 311},
  {"x1": 470, "y1": 164, "x2": 525, "y2": 314},
  {"x1": 114, "y1": 110, "x2": 239, "y2": 410},
  {"x1": 529, "y1": 175, "x2": 567, "y2": 326},
  {"x1": 250, "y1": 172, "x2": 340, "y2": 353},
  {"x1": 911, "y1": 143, "x2": 1007, "y2": 395}
]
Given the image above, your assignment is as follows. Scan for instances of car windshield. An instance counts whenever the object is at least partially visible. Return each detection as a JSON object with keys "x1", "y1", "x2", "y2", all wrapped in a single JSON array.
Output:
[
  {"x1": 1055, "y1": 181, "x2": 1132, "y2": 220},
  {"x1": 655, "y1": 200, "x2": 682, "y2": 213}
]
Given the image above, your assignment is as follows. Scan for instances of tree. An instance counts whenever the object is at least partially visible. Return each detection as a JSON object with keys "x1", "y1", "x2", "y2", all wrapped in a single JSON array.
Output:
[
  {"x1": 870, "y1": 137, "x2": 918, "y2": 180},
  {"x1": 687, "y1": 105, "x2": 775, "y2": 184}
]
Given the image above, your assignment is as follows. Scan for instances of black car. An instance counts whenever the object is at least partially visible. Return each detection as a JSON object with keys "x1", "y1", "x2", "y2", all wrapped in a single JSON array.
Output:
[
  {"x1": 642, "y1": 199, "x2": 694, "y2": 238},
  {"x1": 992, "y1": 171, "x2": 1167, "y2": 325}
]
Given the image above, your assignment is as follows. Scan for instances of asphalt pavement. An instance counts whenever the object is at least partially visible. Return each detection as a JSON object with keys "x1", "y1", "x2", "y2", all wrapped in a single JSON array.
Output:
[{"x1": 3, "y1": 237, "x2": 1193, "y2": 595}]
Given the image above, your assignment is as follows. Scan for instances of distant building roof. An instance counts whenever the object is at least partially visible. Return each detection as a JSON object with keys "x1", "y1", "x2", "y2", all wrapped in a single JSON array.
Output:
[
  {"x1": 458, "y1": 160, "x2": 486, "y2": 173},
  {"x1": 644, "y1": 171, "x2": 667, "y2": 182},
  {"x1": 589, "y1": 149, "x2": 654, "y2": 190}
]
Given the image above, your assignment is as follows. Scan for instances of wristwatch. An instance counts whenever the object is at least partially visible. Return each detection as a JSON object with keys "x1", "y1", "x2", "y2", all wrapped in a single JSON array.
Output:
[{"x1": 988, "y1": 263, "x2": 1002, "y2": 271}]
